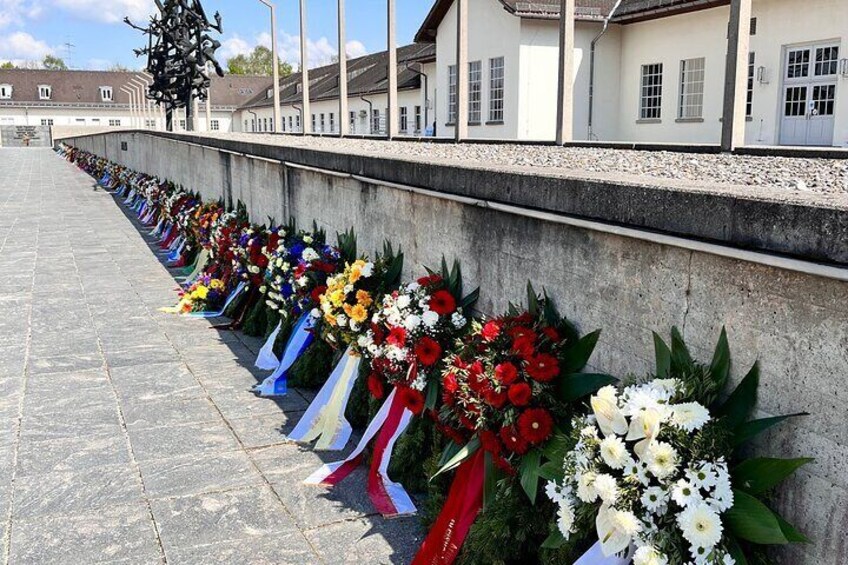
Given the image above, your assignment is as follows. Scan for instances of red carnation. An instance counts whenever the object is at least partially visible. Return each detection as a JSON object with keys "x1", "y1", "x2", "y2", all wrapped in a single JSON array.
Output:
[
  {"x1": 494, "y1": 362, "x2": 518, "y2": 385},
  {"x1": 512, "y1": 335, "x2": 536, "y2": 360},
  {"x1": 414, "y1": 336, "x2": 442, "y2": 366},
  {"x1": 399, "y1": 387, "x2": 425, "y2": 415},
  {"x1": 508, "y1": 382, "x2": 532, "y2": 406},
  {"x1": 443, "y1": 372, "x2": 459, "y2": 393},
  {"x1": 387, "y1": 326, "x2": 407, "y2": 347},
  {"x1": 481, "y1": 320, "x2": 502, "y2": 342},
  {"x1": 499, "y1": 425, "x2": 529, "y2": 455},
  {"x1": 514, "y1": 312, "x2": 534, "y2": 325},
  {"x1": 507, "y1": 326, "x2": 536, "y2": 342},
  {"x1": 525, "y1": 353, "x2": 560, "y2": 382},
  {"x1": 370, "y1": 323, "x2": 385, "y2": 345},
  {"x1": 417, "y1": 274, "x2": 443, "y2": 286},
  {"x1": 429, "y1": 290, "x2": 457, "y2": 315},
  {"x1": 484, "y1": 387, "x2": 508, "y2": 409},
  {"x1": 310, "y1": 285, "x2": 327, "y2": 304},
  {"x1": 517, "y1": 408, "x2": 554, "y2": 445},
  {"x1": 542, "y1": 326, "x2": 560, "y2": 342},
  {"x1": 367, "y1": 373, "x2": 385, "y2": 400}
]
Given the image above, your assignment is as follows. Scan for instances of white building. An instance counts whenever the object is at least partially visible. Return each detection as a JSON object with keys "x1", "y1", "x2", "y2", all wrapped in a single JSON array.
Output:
[
  {"x1": 416, "y1": 0, "x2": 848, "y2": 147},
  {"x1": 0, "y1": 69, "x2": 272, "y2": 133}
]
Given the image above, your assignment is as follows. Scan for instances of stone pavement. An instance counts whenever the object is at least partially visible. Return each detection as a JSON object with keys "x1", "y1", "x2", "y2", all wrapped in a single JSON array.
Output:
[{"x1": 0, "y1": 148, "x2": 422, "y2": 564}]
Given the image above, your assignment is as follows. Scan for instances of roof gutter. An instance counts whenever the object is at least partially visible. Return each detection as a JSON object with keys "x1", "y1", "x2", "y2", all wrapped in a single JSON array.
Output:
[{"x1": 588, "y1": 0, "x2": 623, "y2": 141}]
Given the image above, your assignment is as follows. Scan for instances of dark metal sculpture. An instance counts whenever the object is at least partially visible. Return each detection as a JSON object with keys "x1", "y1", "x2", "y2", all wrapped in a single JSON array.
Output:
[{"x1": 125, "y1": 0, "x2": 224, "y2": 131}]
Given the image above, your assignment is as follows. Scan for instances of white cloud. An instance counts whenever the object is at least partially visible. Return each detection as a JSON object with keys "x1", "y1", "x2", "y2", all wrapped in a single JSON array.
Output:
[
  {"x1": 0, "y1": 0, "x2": 43, "y2": 28},
  {"x1": 51, "y1": 0, "x2": 153, "y2": 24},
  {"x1": 220, "y1": 31, "x2": 370, "y2": 71},
  {"x1": 0, "y1": 30, "x2": 51, "y2": 61}
]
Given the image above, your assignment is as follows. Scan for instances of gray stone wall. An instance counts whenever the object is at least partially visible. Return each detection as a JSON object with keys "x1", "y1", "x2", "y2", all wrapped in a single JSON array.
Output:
[
  {"x1": 64, "y1": 132, "x2": 848, "y2": 564},
  {"x1": 1, "y1": 125, "x2": 51, "y2": 147}
]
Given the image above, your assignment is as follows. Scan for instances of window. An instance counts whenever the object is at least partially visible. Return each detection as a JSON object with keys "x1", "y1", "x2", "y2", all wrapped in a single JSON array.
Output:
[
  {"x1": 211, "y1": 119, "x2": 220, "y2": 131},
  {"x1": 489, "y1": 57, "x2": 504, "y2": 122},
  {"x1": 784, "y1": 86, "x2": 807, "y2": 116},
  {"x1": 414, "y1": 105, "x2": 422, "y2": 133},
  {"x1": 244, "y1": 120, "x2": 248, "y2": 131},
  {"x1": 108, "y1": 119, "x2": 121, "y2": 126},
  {"x1": 639, "y1": 63, "x2": 663, "y2": 120},
  {"x1": 288, "y1": 116, "x2": 293, "y2": 131},
  {"x1": 678, "y1": 58, "x2": 705, "y2": 119},
  {"x1": 814, "y1": 46, "x2": 839, "y2": 76},
  {"x1": 399, "y1": 106, "x2": 408, "y2": 132},
  {"x1": 0, "y1": 84, "x2": 11, "y2": 99},
  {"x1": 295, "y1": 114, "x2": 301, "y2": 130},
  {"x1": 311, "y1": 114, "x2": 316, "y2": 132},
  {"x1": 749, "y1": 17, "x2": 757, "y2": 36},
  {"x1": 251, "y1": 119, "x2": 255, "y2": 132},
  {"x1": 263, "y1": 118, "x2": 268, "y2": 131},
  {"x1": 746, "y1": 52, "x2": 755, "y2": 117},
  {"x1": 179, "y1": 119, "x2": 187, "y2": 129},
  {"x1": 468, "y1": 60, "x2": 482, "y2": 124},
  {"x1": 447, "y1": 64, "x2": 457, "y2": 124},
  {"x1": 786, "y1": 49, "x2": 810, "y2": 78},
  {"x1": 812, "y1": 84, "x2": 836, "y2": 116},
  {"x1": 75, "y1": 118, "x2": 85, "y2": 124},
  {"x1": 349, "y1": 111, "x2": 356, "y2": 133},
  {"x1": 320, "y1": 113, "x2": 325, "y2": 132},
  {"x1": 40, "y1": 118, "x2": 54, "y2": 126},
  {"x1": 38, "y1": 85, "x2": 52, "y2": 100},
  {"x1": 99, "y1": 86, "x2": 113, "y2": 101},
  {"x1": 269, "y1": 118, "x2": 274, "y2": 132},
  {"x1": 329, "y1": 112, "x2": 335, "y2": 133},
  {"x1": 372, "y1": 109, "x2": 380, "y2": 134},
  {"x1": 145, "y1": 119, "x2": 156, "y2": 127}
]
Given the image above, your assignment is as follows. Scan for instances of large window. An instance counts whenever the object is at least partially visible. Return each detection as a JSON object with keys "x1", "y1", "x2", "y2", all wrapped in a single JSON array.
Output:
[
  {"x1": 400, "y1": 106, "x2": 408, "y2": 132},
  {"x1": 468, "y1": 60, "x2": 482, "y2": 124},
  {"x1": 814, "y1": 46, "x2": 839, "y2": 76},
  {"x1": 639, "y1": 63, "x2": 663, "y2": 120},
  {"x1": 747, "y1": 52, "x2": 755, "y2": 117},
  {"x1": 489, "y1": 57, "x2": 504, "y2": 123},
  {"x1": 448, "y1": 64, "x2": 457, "y2": 124},
  {"x1": 678, "y1": 58, "x2": 705, "y2": 119},
  {"x1": 414, "y1": 105, "x2": 422, "y2": 133}
]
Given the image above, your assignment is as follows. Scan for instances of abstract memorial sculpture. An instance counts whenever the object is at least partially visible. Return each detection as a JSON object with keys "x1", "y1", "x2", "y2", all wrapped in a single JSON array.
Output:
[{"x1": 125, "y1": 0, "x2": 224, "y2": 131}]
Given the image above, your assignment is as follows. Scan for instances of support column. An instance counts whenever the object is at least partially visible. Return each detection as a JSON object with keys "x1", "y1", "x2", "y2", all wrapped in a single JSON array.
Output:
[
  {"x1": 720, "y1": 0, "x2": 752, "y2": 152},
  {"x1": 299, "y1": 0, "x2": 311, "y2": 135},
  {"x1": 555, "y1": 0, "x2": 575, "y2": 145},
  {"x1": 386, "y1": 0, "x2": 398, "y2": 139},
  {"x1": 455, "y1": 0, "x2": 468, "y2": 142},
  {"x1": 338, "y1": 0, "x2": 348, "y2": 136}
]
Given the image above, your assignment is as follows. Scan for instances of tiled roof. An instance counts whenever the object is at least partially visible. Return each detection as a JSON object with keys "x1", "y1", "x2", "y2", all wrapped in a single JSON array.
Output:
[
  {"x1": 0, "y1": 69, "x2": 272, "y2": 109},
  {"x1": 239, "y1": 43, "x2": 436, "y2": 110}
]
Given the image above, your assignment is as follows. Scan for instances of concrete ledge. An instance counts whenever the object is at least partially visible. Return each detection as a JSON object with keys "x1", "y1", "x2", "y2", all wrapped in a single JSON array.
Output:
[{"x1": 60, "y1": 130, "x2": 848, "y2": 267}]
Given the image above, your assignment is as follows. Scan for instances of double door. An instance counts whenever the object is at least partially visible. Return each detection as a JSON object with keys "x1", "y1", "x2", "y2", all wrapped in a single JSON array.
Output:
[{"x1": 779, "y1": 43, "x2": 839, "y2": 146}]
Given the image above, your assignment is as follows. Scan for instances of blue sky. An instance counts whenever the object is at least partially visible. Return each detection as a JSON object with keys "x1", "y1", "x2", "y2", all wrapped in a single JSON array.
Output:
[{"x1": 0, "y1": 0, "x2": 434, "y2": 70}]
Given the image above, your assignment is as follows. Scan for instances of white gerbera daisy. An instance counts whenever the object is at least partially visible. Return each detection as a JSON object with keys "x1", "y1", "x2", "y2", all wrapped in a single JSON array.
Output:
[
  {"x1": 687, "y1": 464, "x2": 718, "y2": 490},
  {"x1": 678, "y1": 503, "x2": 723, "y2": 549},
  {"x1": 600, "y1": 436, "x2": 628, "y2": 469},
  {"x1": 645, "y1": 441, "x2": 678, "y2": 479},
  {"x1": 641, "y1": 486, "x2": 668, "y2": 513},
  {"x1": 671, "y1": 479, "x2": 702, "y2": 507}
]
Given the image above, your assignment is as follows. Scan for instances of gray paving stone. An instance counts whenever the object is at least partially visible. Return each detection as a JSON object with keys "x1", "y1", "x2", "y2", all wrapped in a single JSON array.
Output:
[
  {"x1": 139, "y1": 450, "x2": 265, "y2": 499},
  {"x1": 164, "y1": 532, "x2": 318, "y2": 564},
  {"x1": 304, "y1": 515, "x2": 424, "y2": 565},
  {"x1": 228, "y1": 411, "x2": 303, "y2": 449},
  {"x1": 16, "y1": 435, "x2": 131, "y2": 477},
  {"x1": 126, "y1": 420, "x2": 239, "y2": 462},
  {"x1": 28, "y1": 352, "x2": 104, "y2": 375},
  {"x1": 121, "y1": 396, "x2": 221, "y2": 429}
]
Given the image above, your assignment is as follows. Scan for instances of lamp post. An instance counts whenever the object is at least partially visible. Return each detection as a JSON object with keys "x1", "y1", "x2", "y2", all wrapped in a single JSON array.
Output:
[{"x1": 258, "y1": 0, "x2": 281, "y2": 133}]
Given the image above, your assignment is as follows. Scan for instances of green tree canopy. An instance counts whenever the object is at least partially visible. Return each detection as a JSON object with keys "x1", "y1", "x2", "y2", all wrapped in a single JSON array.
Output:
[
  {"x1": 107, "y1": 63, "x2": 132, "y2": 72},
  {"x1": 42, "y1": 55, "x2": 67, "y2": 70},
  {"x1": 0, "y1": 61, "x2": 15, "y2": 69},
  {"x1": 227, "y1": 46, "x2": 292, "y2": 77}
]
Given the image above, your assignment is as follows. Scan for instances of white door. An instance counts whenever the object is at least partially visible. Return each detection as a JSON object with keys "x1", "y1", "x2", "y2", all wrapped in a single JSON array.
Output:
[{"x1": 779, "y1": 43, "x2": 839, "y2": 146}]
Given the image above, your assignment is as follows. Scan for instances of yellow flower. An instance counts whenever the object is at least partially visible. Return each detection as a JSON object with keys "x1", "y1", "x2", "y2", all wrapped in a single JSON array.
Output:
[
  {"x1": 356, "y1": 290, "x2": 372, "y2": 307},
  {"x1": 210, "y1": 279, "x2": 224, "y2": 290},
  {"x1": 349, "y1": 266, "x2": 362, "y2": 283},
  {"x1": 342, "y1": 303, "x2": 354, "y2": 317},
  {"x1": 324, "y1": 313, "x2": 337, "y2": 326},
  {"x1": 349, "y1": 304, "x2": 368, "y2": 323},
  {"x1": 329, "y1": 290, "x2": 344, "y2": 307},
  {"x1": 191, "y1": 285, "x2": 209, "y2": 300}
]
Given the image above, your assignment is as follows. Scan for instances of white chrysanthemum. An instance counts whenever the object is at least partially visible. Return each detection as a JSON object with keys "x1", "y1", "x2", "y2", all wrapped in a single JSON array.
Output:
[
  {"x1": 310, "y1": 308, "x2": 321, "y2": 319},
  {"x1": 357, "y1": 335, "x2": 372, "y2": 348},
  {"x1": 557, "y1": 501, "x2": 575, "y2": 537},
  {"x1": 709, "y1": 473, "x2": 734, "y2": 512},
  {"x1": 396, "y1": 294, "x2": 411, "y2": 309},
  {"x1": 360, "y1": 262, "x2": 374, "y2": 278},
  {"x1": 545, "y1": 481, "x2": 561, "y2": 503},
  {"x1": 671, "y1": 402, "x2": 711, "y2": 432},
  {"x1": 576, "y1": 471, "x2": 598, "y2": 503},
  {"x1": 593, "y1": 473, "x2": 619, "y2": 505},
  {"x1": 406, "y1": 282, "x2": 420, "y2": 292},
  {"x1": 422, "y1": 310, "x2": 440, "y2": 327},
  {"x1": 600, "y1": 436, "x2": 628, "y2": 469},
  {"x1": 633, "y1": 546, "x2": 668, "y2": 565},
  {"x1": 302, "y1": 247, "x2": 319, "y2": 262},
  {"x1": 641, "y1": 486, "x2": 667, "y2": 513},
  {"x1": 678, "y1": 503, "x2": 723, "y2": 549},
  {"x1": 451, "y1": 312, "x2": 467, "y2": 328},
  {"x1": 336, "y1": 314, "x2": 348, "y2": 327},
  {"x1": 672, "y1": 479, "x2": 702, "y2": 507},
  {"x1": 645, "y1": 441, "x2": 678, "y2": 480},
  {"x1": 403, "y1": 314, "x2": 421, "y2": 330},
  {"x1": 303, "y1": 235, "x2": 313, "y2": 244}
]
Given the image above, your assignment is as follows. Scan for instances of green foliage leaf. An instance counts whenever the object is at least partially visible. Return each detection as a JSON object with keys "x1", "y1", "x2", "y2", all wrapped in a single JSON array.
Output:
[
  {"x1": 538, "y1": 461, "x2": 564, "y2": 482},
  {"x1": 424, "y1": 379, "x2": 439, "y2": 412},
  {"x1": 725, "y1": 536, "x2": 748, "y2": 565},
  {"x1": 560, "y1": 330, "x2": 601, "y2": 374},
  {"x1": 483, "y1": 452, "x2": 501, "y2": 511},
  {"x1": 432, "y1": 436, "x2": 480, "y2": 480},
  {"x1": 776, "y1": 513, "x2": 811, "y2": 544},
  {"x1": 717, "y1": 362, "x2": 760, "y2": 428},
  {"x1": 460, "y1": 287, "x2": 480, "y2": 310},
  {"x1": 526, "y1": 282, "x2": 540, "y2": 317},
  {"x1": 541, "y1": 528, "x2": 567, "y2": 549},
  {"x1": 710, "y1": 327, "x2": 731, "y2": 390},
  {"x1": 653, "y1": 332, "x2": 672, "y2": 378},
  {"x1": 732, "y1": 458, "x2": 814, "y2": 495},
  {"x1": 726, "y1": 489, "x2": 789, "y2": 545},
  {"x1": 670, "y1": 326, "x2": 693, "y2": 374},
  {"x1": 732, "y1": 413, "x2": 808, "y2": 446},
  {"x1": 519, "y1": 449, "x2": 542, "y2": 504},
  {"x1": 540, "y1": 429, "x2": 571, "y2": 463},
  {"x1": 557, "y1": 373, "x2": 617, "y2": 403}
]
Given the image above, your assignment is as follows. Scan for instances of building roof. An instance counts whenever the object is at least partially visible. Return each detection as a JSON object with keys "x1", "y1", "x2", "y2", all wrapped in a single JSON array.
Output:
[
  {"x1": 414, "y1": 0, "x2": 727, "y2": 41},
  {"x1": 0, "y1": 69, "x2": 272, "y2": 110},
  {"x1": 239, "y1": 43, "x2": 437, "y2": 110}
]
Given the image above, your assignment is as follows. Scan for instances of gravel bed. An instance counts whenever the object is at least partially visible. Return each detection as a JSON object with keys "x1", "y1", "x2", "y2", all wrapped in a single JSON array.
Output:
[{"x1": 200, "y1": 132, "x2": 848, "y2": 203}]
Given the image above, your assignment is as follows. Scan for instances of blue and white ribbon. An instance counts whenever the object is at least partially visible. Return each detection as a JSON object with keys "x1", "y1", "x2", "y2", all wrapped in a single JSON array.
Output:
[{"x1": 254, "y1": 314, "x2": 315, "y2": 397}]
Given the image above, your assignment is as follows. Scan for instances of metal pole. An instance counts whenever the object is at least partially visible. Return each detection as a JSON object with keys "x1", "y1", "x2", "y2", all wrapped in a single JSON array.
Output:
[
  {"x1": 299, "y1": 0, "x2": 311, "y2": 134},
  {"x1": 386, "y1": 0, "x2": 398, "y2": 139},
  {"x1": 720, "y1": 0, "x2": 752, "y2": 151},
  {"x1": 455, "y1": 0, "x2": 468, "y2": 142},
  {"x1": 338, "y1": 0, "x2": 348, "y2": 136},
  {"x1": 555, "y1": 0, "x2": 575, "y2": 145},
  {"x1": 259, "y1": 0, "x2": 282, "y2": 133}
]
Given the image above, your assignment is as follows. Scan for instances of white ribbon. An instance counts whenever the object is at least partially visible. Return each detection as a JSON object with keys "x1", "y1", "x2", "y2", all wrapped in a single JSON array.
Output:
[
  {"x1": 574, "y1": 542, "x2": 633, "y2": 565},
  {"x1": 255, "y1": 320, "x2": 283, "y2": 370}
]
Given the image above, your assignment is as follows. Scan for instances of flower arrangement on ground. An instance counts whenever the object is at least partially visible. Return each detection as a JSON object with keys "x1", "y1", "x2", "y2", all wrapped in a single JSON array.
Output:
[
  {"x1": 173, "y1": 275, "x2": 228, "y2": 313},
  {"x1": 545, "y1": 328, "x2": 810, "y2": 565}
]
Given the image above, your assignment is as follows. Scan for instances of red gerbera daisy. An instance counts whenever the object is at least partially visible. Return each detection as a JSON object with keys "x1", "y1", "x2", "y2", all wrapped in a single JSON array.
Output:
[
  {"x1": 499, "y1": 425, "x2": 529, "y2": 455},
  {"x1": 525, "y1": 353, "x2": 560, "y2": 382},
  {"x1": 443, "y1": 372, "x2": 459, "y2": 393},
  {"x1": 517, "y1": 408, "x2": 554, "y2": 445},
  {"x1": 483, "y1": 386, "x2": 508, "y2": 409},
  {"x1": 387, "y1": 326, "x2": 407, "y2": 347},
  {"x1": 494, "y1": 362, "x2": 518, "y2": 385},
  {"x1": 414, "y1": 336, "x2": 442, "y2": 366},
  {"x1": 367, "y1": 373, "x2": 385, "y2": 400},
  {"x1": 429, "y1": 290, "x2": 457, "y2": 315},
  {"x1": 507, "y1": 382, "x2": 532, "y2": 407},
  {"x1": 398, "y1": 387, "x2": 425, "y2": 415}
]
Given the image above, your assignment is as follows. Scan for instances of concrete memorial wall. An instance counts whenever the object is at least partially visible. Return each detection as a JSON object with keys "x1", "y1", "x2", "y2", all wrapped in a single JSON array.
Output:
[
  {"x1": 0, "y1": 125, "x2": 52, "y2": 148},
  {"x1": 62, "y1": 131, "x2": 848, "y2": 564}
]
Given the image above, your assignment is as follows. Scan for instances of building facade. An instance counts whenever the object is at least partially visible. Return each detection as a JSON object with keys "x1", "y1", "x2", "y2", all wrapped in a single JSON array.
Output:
[{"x1": 0, "y1": 69, "x2": 272, "y2": 133}]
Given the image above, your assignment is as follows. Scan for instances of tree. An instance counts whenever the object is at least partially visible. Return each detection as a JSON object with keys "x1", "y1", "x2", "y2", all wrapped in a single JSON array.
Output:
[
  {"x1": 227, "y1": 46, "x2": 292, "y2": 77},
  {"x1": 107, "y1": 63, "x2": 131, "y2": 72},
  {"x1": 0, "y1": 61, "x2": 15, "y2": 69},
  {"x1": 43, "y1": 55, "x2": 68, "y2": 70}
]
